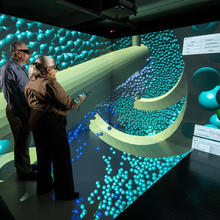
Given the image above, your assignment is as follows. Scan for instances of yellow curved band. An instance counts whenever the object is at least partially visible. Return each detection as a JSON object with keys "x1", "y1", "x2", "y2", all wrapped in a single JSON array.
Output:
[
  {"x1": 133, "y1": 68, "x2": 186, "y2": 111},
  {"x1": 89, "y1": 95, "x2": 188, "y2": 158}
]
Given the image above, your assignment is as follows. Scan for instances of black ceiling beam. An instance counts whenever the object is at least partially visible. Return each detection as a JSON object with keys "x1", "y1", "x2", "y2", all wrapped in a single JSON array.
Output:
[
  {"x1": 0, "y1": 0, "x2": 220, "y2": 39},
  {"x1": 132, "y1": 1, "x2": 220, "y2": 36},
  {"x1": 68, "y1": 17, "x2": 104, "y2": 29},
  {"x1": 56, "y1": 0, "x2": 136, "y2": 31},
  {"x1": 101, "y1": 1, "x2": 220, "y2": 39}
]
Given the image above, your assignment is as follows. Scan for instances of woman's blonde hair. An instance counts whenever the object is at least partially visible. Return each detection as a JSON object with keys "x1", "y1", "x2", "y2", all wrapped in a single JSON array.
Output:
[{"x1": 29, "y1": 56, "x2": 55, "y2": 79}]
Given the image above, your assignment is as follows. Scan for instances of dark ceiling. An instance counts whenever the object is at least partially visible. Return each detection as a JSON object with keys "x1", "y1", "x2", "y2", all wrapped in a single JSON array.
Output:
[{"x1": 0, "y1": 0, "x2": 220, "y2": 39}]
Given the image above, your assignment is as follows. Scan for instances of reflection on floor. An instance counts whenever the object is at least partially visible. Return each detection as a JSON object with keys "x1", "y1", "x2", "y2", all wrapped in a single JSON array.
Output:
[
  {"x1": 117, "y1": 149, "x2": 220, "y2": 220},
  {"x1": 0, "y1": 127, "x2": 189, "y2": 220},
  {"x1": 2, "y1": 148, "x2": 220, "y2": 220}
]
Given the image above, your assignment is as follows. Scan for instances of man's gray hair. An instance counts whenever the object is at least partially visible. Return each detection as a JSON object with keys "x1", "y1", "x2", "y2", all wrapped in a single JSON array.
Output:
[{"x1": 10, "y1": 41, "x2": 25, "y2": 57}]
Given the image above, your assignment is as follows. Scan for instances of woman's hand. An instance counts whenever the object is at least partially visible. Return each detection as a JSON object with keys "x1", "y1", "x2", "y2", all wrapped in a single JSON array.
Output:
[{"x1": 80, "y1": 94, "x2": 87, "y2": 103}]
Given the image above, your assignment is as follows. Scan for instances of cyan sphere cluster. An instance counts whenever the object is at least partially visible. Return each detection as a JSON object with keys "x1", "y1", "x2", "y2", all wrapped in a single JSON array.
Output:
[
  {"x1": 140, "y1": 30, "x2": 184, "y2": 98},
  {"x1": 191, "y1": 66, "x2": 220, "y2": 128},
  {"x1": 64, "y1": 85, "x2": 189, "y2": 220},
  {"x1": 66, "y1": 95, "x2": 189, "y2": 219},
  {"x1": 198, "y1": 85, "x2": 220, "y2": 110},
  {"x1": 0, "y1": 13, "x2": 116, "y2": 70},
  {"x1": 88, "y1": 150, "x2": 190, "y2": 219},
  {"x1": 114, "y1": 36, "x2": 132, "y2": 49},
  {"x1": 0, "y1": 139, "x2": 11, "y2": 155},
  {"x1": 112, "y1": 97, "x2": 185, "y2": 136},
  {"x1": 191, "y1": 22, "x2": 220, "y2": 129},
  {"x1": 209, "y1": 113, "x2": 220, "y2": 128},
  {"x1": 95, "y1": 57, "x2": 185, "y2": 136},
  {"x1": 72, "y1": 197, "x2": 87, "y2": 219},
  {"x1": 66, "y1": 44, "x2": 188, "y2": 218}
]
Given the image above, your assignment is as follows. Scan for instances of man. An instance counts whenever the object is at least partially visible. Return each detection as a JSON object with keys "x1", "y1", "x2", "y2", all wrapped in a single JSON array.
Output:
[{"x1": 0, "y1": 41, "x2": 36, "y2": 180}]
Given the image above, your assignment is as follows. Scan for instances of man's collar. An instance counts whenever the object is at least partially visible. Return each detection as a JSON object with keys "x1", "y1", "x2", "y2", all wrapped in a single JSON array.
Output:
[
  {"x1": 10, "y1": 58, "x2": 24, "y2": 68},
  {"x1": 9, "y1": 58, "x2": 27, "y2": 72},
  {"x1": 10, "y1": 58, "x2": 19, "y2": 65}
]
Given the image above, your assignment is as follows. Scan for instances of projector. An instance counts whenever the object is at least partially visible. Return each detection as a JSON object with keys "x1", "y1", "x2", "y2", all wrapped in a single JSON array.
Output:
[{"x1": 101, "y1": 0, "x2": 136, "y2": 19}]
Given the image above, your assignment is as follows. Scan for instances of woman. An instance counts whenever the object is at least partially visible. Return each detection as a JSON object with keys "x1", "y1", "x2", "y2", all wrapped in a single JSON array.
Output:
[{"x1": 25, "y1": 56, "x2": 86, "y2": 200}]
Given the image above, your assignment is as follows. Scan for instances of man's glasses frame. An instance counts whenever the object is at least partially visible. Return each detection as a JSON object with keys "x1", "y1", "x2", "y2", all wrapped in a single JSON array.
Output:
[
  {"x1": 49, "y1": 64, "x2": 59, "y2": 71},
  {"x1": 16, "y1": 49, "x2": 31, "y2": 54}
]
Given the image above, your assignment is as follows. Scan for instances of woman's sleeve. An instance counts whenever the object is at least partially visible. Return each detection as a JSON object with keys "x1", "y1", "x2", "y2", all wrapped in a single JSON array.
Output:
[{"x1": 46, "y1": 80, "x2": 80, "y2": 110}]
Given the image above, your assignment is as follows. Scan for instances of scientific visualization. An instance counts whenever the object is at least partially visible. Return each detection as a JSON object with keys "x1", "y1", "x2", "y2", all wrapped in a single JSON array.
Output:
[{"x1": 0, "y1": 12, "x2": 220, "y2": 220}]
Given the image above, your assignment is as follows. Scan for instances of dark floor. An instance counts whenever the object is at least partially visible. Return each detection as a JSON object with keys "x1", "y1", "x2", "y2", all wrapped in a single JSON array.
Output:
[
  {"x1": 1, "y1": 146, "x2": 220, "y2": 220},
  {"x1": 116, "y1": 149, "x2": 220, "y2": 220},
  {"x1": 0, "y1": 194, "x2": 15, "y2": 220}
]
